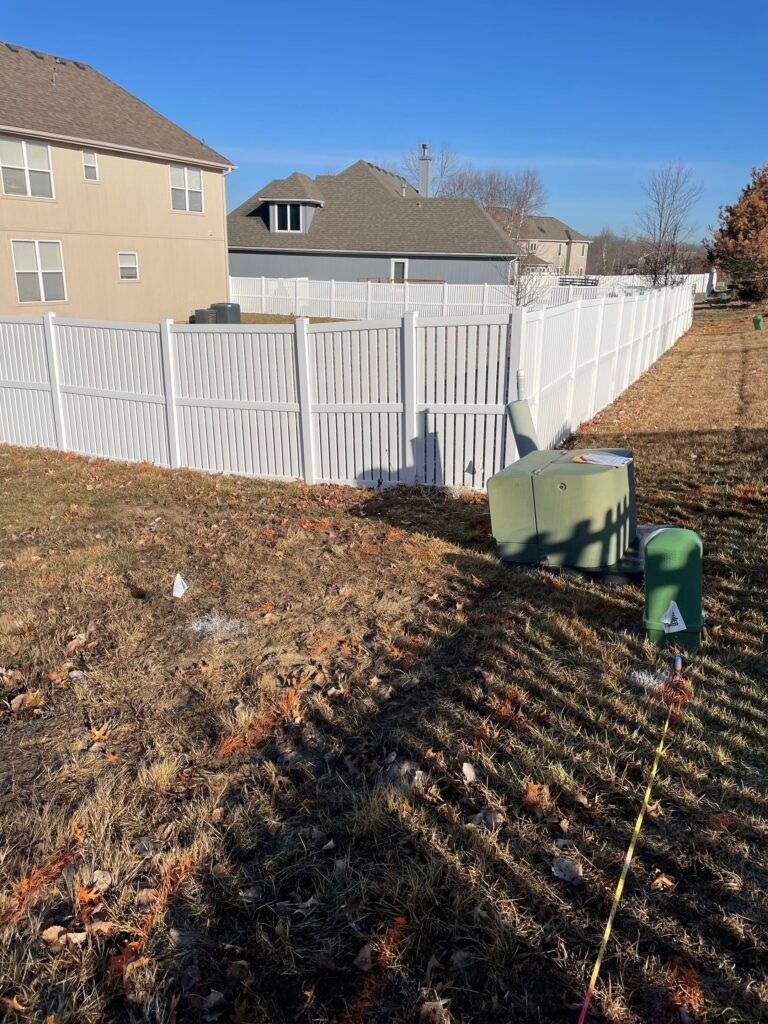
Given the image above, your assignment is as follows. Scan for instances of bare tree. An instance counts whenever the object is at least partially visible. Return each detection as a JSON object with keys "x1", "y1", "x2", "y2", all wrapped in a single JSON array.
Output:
[
  {"x1": 399, "y1": 143, "x2": 459, "y2": 196},
  {"x1": 637, "y1": 163, "x2": 702, "y2": 285}
]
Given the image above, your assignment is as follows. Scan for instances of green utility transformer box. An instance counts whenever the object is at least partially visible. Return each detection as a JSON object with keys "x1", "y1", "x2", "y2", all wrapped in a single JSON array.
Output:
[
  {"x1": 643, "y1": 528, "x2": 704, "y2": 649},
  {"x1": 487, "y1": 449, "x2": 636, "y2": 569}
]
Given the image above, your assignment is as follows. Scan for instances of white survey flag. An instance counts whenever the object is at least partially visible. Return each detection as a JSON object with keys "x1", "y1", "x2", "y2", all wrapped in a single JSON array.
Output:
[
  {"x1": 661, "y1": 600, "x2": 686, "y2": 634},
  {"x1": 173, "y1": 574, "x2": 189, "y2": 599}
]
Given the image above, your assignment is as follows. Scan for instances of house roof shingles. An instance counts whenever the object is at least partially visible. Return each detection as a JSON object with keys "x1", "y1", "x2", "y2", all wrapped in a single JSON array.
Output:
[
  {"x1": 520, "y1": 215, "x2": 591, "y2": 243},
  {"x1": 0, "y1": 41, "x2": 232, "y2": 168},
  {"x1": 229, "y1": 161, "x2": 518, "y2": 256}
]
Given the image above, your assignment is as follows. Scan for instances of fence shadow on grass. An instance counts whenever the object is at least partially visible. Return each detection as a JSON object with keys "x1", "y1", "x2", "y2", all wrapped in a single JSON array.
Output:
[{"x1": 153, "y1": 521, "x2": 768, "y2": 1024}]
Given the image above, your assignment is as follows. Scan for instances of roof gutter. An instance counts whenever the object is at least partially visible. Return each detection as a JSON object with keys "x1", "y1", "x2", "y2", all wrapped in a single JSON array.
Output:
[
  {"x1": 228, "y1": 246, "x2": 519, "y2": 259},
  {"x1": 0, "y1": 124, "x2": 235, "y2": 170}
]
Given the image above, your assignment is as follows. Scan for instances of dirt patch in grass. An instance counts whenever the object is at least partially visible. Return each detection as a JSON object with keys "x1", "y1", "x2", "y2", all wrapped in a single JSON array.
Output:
[{"x1": 1, "y1": 305, "x2": 766, "y2": 1023}]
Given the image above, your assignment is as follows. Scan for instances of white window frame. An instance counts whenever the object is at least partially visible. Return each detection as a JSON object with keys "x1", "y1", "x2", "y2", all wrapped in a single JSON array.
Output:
[
  {"x1": 10, "y1": 239, "x2": 67, "y2": 304},
  {"x1": 0, "y1": 136, "x2": 55, "y2": 199},
  {"x1": 391, "y1": 258, "x2": 408, "y2": 282},
  {"x1": 117, "y1": 251, "x2": 140, "y2": 282},
  {"x1": 274, "y1": 203, "x2": 302, "y2": 232},
  {"x1": 528, "y1": 241, "x2": 537, "y2": 252},
  {"x1": 169, "y1": 164, "x2": 204, "y2": 213},
  {"x1": 82, "y1": 149, "x2": 99, "y2": 182},
  {"x1": 582, "y1": 244, "x2": 587, "y2": 256}
]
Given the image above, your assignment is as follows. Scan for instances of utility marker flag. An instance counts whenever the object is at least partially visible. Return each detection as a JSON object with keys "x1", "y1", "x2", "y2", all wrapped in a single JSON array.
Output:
[{"x1": 661, "y1": 600, "x2": 686, "y2": 634}]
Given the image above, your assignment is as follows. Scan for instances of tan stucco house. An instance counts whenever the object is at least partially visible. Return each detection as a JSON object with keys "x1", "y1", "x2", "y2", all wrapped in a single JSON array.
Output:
[
  {"x1": 0, "y1": 42, "x2": 233, "y2": 322},
  {"x1": 488, "y1": 211, "x2": 592, "y2": 277}
]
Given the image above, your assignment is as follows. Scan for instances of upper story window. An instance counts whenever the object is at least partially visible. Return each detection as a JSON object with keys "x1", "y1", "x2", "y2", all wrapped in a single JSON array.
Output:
[
  {"x1": 0, "y1": 137, "x2": 53, "y2": 198},
  {"x1": 581, "y1": 244, "x2": 587, "y2": 256},
  {"x1": 82, "y1": 149, "x2": 99, "y2": 181},
  {"x1": 170, "y1": 164, "x2": 203, "y2": 212},
  {"x1": 11, "y1": 239, "x2": 66, "y2": 303},
  {"x1": 558, "y1": 243, "x2": 562, "y2": 256},
  {"x1": 528, "y1": 241, "x2": 537, "y2": 252},
  {"x1": 276, "y1": 203, "x2": 301, "y2": 232}
]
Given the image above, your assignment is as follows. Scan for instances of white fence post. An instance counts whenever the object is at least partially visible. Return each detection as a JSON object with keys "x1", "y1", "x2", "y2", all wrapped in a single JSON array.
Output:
[
  {"x1": 504, "y1": 306, "x2": 524, "y2": 463},
  {"x1": 482, "y1": 283, "x2": 489, "y2": 314},
  {"x1": 403, "y1": 281, "x2": 409, "y2": 315},
  {"x1": 159, "y1": 318, "x2": 181, "y2": 468},
  {"x1": 402, "y1": 311, "x2": 419, "y2": 484},
  {"x1": 330, "y1": 279, "x2": 335, "y2": 318},
  {"x1": 442, "y1": 282, "x2": 448, "y2": 316},
  {"x1": 589, "y1": 295, "x2": 607, "y2": 418},
  {"x1": 530, "y1": 308, "x2": 546, "y2": 436},
  {"x1": 261, "y1": 276, "x2": 266, "y2": 313},
  {"x1": 565, "y1": 298, "x2": 582, "y2": 434},
  {"x1": 41, "y1": 312, "x2": 66, "y2": 451},
  {"x1": 295, "y1": 317, "x2": 317, "y2": 485},
  {"x1": 366, "y1": 280, "x2": 372, "y2": 319}
]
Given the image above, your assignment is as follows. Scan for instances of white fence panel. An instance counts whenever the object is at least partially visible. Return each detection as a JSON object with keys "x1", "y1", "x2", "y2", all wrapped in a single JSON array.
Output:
[
  {"x1": 308, "y1": 318, "x2": 403, "y2": 485},
  {"x1": 0, "y1": 283, "x2": 693, "y2": 491},
  {"x1": 56, "y1": 318, "x2": 168, "y2": 465},
  {"x1": 0, "y1": 316, "x2": 56, "y2": 448},
  {"x1": 173, "y1": 324, "x2": 302, "y2": 479},
  {"x1": 419, "y1": 316, "x2": 515, "y2": 489}
]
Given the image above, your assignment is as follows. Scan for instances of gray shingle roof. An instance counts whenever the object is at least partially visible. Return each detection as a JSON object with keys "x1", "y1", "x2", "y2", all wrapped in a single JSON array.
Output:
[
  {"x1": 259, "y1": 172, "x2": 325, "y2": 203},
  {"x1": 521, "y1": 216, "x2": 591, "y2": 243},
  {"x1": 229, "y1": 161, "x2": 517, "y2": 256},
  {"x1": 487, "y1": 210, "x2": 591, "y2": 244},
  {"x1": 0, "y1": 41, "x2": 231, "y2": 168}
]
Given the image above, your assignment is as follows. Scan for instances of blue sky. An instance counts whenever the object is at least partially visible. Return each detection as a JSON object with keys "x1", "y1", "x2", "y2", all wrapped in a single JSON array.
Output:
[{"x1": 3, "y1": 0, "x2": 765, "y2": 237}]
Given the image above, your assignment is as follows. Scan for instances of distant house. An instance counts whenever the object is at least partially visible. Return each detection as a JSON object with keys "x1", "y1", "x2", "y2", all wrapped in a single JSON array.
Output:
[
  {"x1": 488, "y1": 212, "x2": 591, "y2": 276},
  {"x1": 0, "y1": 42, "x2": 233, "y2": 321},
  {"x1": 228, "y1": 157, "x2": 518, "y2": 285}
]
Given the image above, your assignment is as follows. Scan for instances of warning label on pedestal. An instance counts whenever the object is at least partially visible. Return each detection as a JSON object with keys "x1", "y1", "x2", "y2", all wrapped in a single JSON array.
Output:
[{"x1": 661, "y1": 600, "x2": 687, "y2": 634}]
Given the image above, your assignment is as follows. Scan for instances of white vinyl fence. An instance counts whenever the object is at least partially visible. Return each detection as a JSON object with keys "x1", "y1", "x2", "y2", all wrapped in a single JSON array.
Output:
[
  {"x1": 229, "y1": 272, "x2": 714, "y2": 320},
  {"x1": 0, "y1": 283, "x2": 693, "y2": 491}
]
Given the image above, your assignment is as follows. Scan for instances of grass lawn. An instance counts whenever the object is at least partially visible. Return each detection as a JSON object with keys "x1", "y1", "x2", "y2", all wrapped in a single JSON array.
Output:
[{"x1": 0, "y1": 305, "x2": 766, "y2": 1024}]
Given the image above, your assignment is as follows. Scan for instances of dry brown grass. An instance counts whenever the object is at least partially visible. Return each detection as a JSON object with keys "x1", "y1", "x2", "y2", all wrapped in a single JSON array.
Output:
[{"x1": 0, "y1": 304, "x2": 766, "y2": 1023}]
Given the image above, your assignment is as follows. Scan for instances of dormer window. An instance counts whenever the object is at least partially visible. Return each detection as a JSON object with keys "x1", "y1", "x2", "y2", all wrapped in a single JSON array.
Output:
[{"x1": 276, "y1": 203, "x2": 302, "y2": 232}]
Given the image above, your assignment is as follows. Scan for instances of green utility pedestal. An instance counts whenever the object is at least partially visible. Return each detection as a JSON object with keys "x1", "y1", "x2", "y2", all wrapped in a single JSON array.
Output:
[
  {"x1": 753, "y1": 314, "x2": 764, "y2": 331},
  {"x1": 643, "y1": 528, "x2": 704, "y2": 649}
]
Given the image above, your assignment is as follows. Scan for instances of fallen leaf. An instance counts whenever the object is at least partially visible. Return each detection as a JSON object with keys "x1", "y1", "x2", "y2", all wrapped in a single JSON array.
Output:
[
  {"x1": 65, "y1": 633, "x2": 87, "y2": 655},
  {"x1": 552, "y1": 857, "x2": 583, "y2": 883},
  {"x1": 136, "y1": 887, "x2": 158, "y2": 911},
  {"x1": 523, "y1": 782, "x2": 550, "y2": 809},
  {"x1": 353, "y1": 943, "x2": 373, "y2": 972},
  {"x1": 10, "y1": 690, "x2": 44, "y2": 713},
  {"x1": 419, "y1": 998, "x2": 450, "y2": 1021},
  {"x1": 461, "y1": 762, "x2": 477, "y2": 784},
  {"x1": 92, "y1": 870, "x2": 112, "y2": 892},
  {"x1": 1, "y1": 996, "x2": 27, "y2": 1012},
  {"x1": 651, "y1": 872, "x2": 677, "y2": 892},
  {"x1": 41, "y1": 924, "x2": 67, "y2": 948}
]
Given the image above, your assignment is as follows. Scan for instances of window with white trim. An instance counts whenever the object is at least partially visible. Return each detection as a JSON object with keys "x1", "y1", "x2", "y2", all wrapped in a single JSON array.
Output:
[
  {"x1": 11, "y1": 240, "x2": 66, "y2": 302},
  {"x1": 170, "y1": 164, "x2": 203, "y2": 212},
  {"x1": 582, "y1": 244, "x2": 586, "y2": 256},
  {"x1": 0, "y1": 137, "x2": 53, "y2": 197},
  {"x1": 391, "y1": 259, "x2": 408, "y2": 282},
  {"x1": 82, "y1": 149, "x2": 98, "y2": 181},
  {"x1": 118, "y1": 252, "x2": 139, "y2": 280},
  {"x1": 528, "y1": 241, "x2": 537, "y2": 252},
  {"x1": 275, "y1": 203, "x2": 301, "y2": 231}
]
